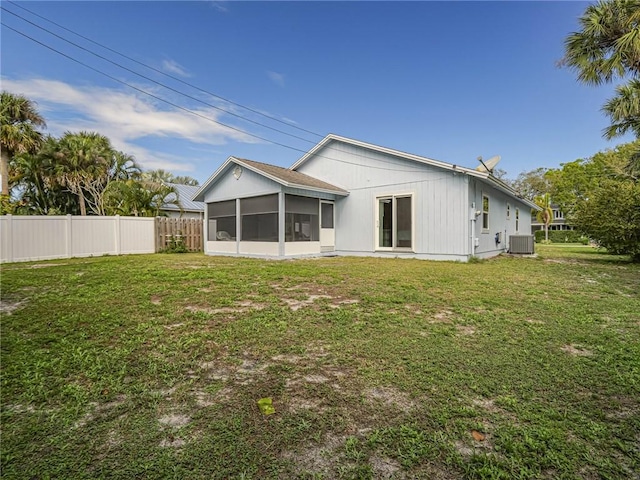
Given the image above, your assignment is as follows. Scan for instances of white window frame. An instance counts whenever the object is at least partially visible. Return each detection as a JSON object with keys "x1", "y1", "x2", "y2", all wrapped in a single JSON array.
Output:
[
  {"x1": 482, "y1": 194, "x2": 490, "y2": 232},
  {"x1": 375, "y1": 193, "x2": 415, "y2": 252},
  {"x1": 515, "y1": 208, "x2": 520, "y2": 233},
  {"x1": 507, "y1": 203, "x2": 511, "y2": 220}
]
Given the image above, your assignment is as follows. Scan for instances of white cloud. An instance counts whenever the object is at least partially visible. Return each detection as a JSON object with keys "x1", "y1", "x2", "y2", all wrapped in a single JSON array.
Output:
[
  {"x1": 161, "y1": 59, "x2": 191, "y2": 78},
  {"x1": 267, "y1": 71, "x2": 285, "y2": 87},
  {"x1": 209, "y1": 1, "x2": 229, "y2": 12},
  {"x1": 1, "y1": 77, "x2": 260, "y2": 171}
]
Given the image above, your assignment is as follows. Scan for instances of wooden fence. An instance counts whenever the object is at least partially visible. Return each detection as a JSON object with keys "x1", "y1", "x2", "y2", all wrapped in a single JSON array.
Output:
[{"x1": 155, "y1": 217, "x2": 203, "y2": 252}]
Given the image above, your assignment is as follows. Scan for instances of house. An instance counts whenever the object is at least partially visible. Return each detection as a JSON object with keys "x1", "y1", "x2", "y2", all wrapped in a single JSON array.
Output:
[
  {"x1": 531, "y1": 204, "x2": 575, "y2": 234},
  {"x1": 193, "y1": 135, "x2": 539, "y2": 261},
  {"x1": 161, "y1": 183, "x2": 204, "y2": 219}
]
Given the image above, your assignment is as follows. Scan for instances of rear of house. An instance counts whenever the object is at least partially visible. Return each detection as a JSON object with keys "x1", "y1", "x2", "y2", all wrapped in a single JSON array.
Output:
[{"x1": 193, "y1": 135, "x2": 537, "y2": 261}]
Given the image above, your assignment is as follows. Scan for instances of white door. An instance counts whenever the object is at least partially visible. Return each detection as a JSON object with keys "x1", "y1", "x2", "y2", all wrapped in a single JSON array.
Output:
[{"x1": 320, "y1": 201, "x2": 335, "y2": 251}]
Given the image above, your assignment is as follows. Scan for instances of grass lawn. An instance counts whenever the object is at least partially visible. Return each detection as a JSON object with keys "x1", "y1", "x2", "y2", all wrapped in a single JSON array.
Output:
[{"x1": 1, "y1": 245, "x2": 639, "y2": 479}]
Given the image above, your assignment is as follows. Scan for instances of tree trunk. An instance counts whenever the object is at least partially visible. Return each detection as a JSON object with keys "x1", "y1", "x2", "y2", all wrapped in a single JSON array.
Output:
[
  {"x1": 78, "y1": 189, "x2": 87, "y2": 216},
  {"x1": 1, "y1": 150, "x2": 10, "y2": 196},
  {"x1": 545, "y1": 223, "x2": 549, "y2": 242}
]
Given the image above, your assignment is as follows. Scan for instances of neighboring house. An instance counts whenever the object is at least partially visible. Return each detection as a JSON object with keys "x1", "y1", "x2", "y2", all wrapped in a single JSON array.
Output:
[
  {"x1": 531, "y1": 204, "x2": 575, "y2": 233},
  {"x1": 193, "y1": 134, "x2": 539, "y2": 261},
  {"x1": 161, "y1": 183, "x2": 205, "y2": 219}
]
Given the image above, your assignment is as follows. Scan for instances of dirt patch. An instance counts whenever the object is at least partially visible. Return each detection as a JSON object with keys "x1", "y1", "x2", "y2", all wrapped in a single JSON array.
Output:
[
  {"x1": 185, "y1": 300, "x2": 267, "y2": 315},
  {"x1": 200, "y1": 354, "x2": 269, "y2": 386},
  {"x1": 525, "y1": 318, "x2": 545, "y2": 324},
  {"x1": 472, "y1": 398, "x2": 499, "y2": 413},
  {"x1": 456, "y1": 325, "x2": 476, "y2": 335},
  {"x1": 365, "y1": 386, "x2": 415, "y2": 412},
  {"x1": 0, "y1": 300, "x2": 26, "y2": 315},
  {"x1": 159, "y1": 438, "x2": 186, "y2": 448},
  {"x1": 158, "y1": 414, "x2": 190, "y2": 428},
  {"x1": 561, "y1": 344, "x2": 594, "y2": 357},
  {"x1": 431, "y1": 309, "x2": 454, "y2": 323},
  {"x1": 283, "y1": 433, "x2": 346, "y2": 477},
  {"x1": 282, "y1": 295, "x2": 333, "y2": 311},
  {"x1": 30, "y1": 263, "x2": 68, "y2": 269},
  {"x1": 164, "y1": 323, "x2": 184, "y2": 330},
  {"x1": 370, "y1": 455, "x2": 403, "y2": 479},
  {"x1": 150, "y1": 295, "x2": 162, "y2": 305}
]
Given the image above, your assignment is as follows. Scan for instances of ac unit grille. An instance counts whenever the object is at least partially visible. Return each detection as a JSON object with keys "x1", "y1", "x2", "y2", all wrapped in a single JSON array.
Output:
[{"x1": 509, "y1": 235, "x2": 535, "y2": 254}]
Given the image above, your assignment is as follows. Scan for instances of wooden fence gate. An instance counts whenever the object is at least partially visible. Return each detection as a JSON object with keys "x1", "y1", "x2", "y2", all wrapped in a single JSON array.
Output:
[{"x1": 155, "y1": 217, "x2": 203, "y2": 252}]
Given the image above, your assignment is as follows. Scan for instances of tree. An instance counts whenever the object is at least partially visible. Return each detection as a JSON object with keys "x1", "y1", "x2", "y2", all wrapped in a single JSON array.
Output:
[
  {"x1": 534, "y1": 193, "x2": 553, "y2": 242},
  {"x1": 103, "y1": 179, "x2": 180, "y2": 217},
  {"x1": 54, "y1": 131, "x2": 113, "y2": 216},
  {"x1": 510, "y1": 168, "x2": 551, "y2": 201},
  {"x1": 548, "y1": 141, "x2": 640, "y2": 261},
  {"x1": 0, "y1": 91, "x2": 46, "y2": 196},
  {"x1": 143, "y1": 169, "x2": 199, "y2": 186},
  {"x1": 562, "y1": 0, "x2": 640, "y2": 139}
]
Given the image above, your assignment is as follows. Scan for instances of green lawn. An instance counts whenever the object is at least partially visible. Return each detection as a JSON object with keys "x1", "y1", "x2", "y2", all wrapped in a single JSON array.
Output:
[{"x1": 1, "y1": 245, "x2": 638, "y2": 479}]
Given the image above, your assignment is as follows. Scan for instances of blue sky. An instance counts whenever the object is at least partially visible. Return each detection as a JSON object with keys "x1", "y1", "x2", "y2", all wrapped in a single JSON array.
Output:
[{"x1": 1, "y1": 1, "x2": 632, "y2": 183}]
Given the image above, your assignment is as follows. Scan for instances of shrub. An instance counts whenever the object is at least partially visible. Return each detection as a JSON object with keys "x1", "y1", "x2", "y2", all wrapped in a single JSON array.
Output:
[
  {"x1": 534, "y1": 230, "x2": 587, "y2": 244},
  {"x1": 162, "y1": 234, "x2": 189, "y2": 253}
]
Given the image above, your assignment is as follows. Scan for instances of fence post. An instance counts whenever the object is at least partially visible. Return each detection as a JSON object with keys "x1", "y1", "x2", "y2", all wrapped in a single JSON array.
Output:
[
  {"x1": 5, "y1": 214, "x2": 14, "y2": 263},
  {"x1": 115, "y1": 215, "x2": 121, "y2": 255},
  {"x1": 66, "y1": 214, "x2": 73, "y2": 258}
]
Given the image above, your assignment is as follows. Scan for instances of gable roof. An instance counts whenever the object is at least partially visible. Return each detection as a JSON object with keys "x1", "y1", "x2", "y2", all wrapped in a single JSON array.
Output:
[
  {"x1": 290, "y1": 134, "x2": 540, "y2": 210},
  {"x1": 192, "y1": 156, "x2": 349, "y2": 202},
  {"x1": 162, "y1": 183, "x2": 204, "y2": 212}
]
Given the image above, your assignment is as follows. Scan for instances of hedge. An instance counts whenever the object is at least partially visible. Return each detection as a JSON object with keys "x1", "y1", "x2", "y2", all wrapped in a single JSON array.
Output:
[{"x1": 534, "y1": 229, "x2": 587, "y2": 243}]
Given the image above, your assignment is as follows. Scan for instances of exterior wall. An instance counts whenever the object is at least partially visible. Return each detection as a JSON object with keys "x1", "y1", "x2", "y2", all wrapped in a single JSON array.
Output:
[
  {"x1": 468, "y1": 179, "x2": 532, "y2": 257},
  {"x1": 239, "y1": 242, "x2": 279, "y2": 256},
  {"x1": 284, "y1": 241, "x2": 321, "y2": 256},
  {"x1": 0, "y1": 215, "x2": 155, "y2": 263},
  {"x1": 203, "y1": 164, "x2": 280, "y2": 203},
  {"x1": 295, "y1": 141, "x2": 470, "y2": 258},
  {"x1": 206, "y1": 240, "x2": 237, "y2": 254}
]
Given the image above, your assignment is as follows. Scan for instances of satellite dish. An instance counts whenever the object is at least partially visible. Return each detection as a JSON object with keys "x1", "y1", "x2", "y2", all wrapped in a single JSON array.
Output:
[{"x1": 475, "y1": 155, "x2": 501, "y2": 173}]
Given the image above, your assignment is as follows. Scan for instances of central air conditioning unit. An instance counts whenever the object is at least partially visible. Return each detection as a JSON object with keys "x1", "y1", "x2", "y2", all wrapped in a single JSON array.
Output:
[{"x1": 509, "y1": 235, "x2": 535, "y2": 254}]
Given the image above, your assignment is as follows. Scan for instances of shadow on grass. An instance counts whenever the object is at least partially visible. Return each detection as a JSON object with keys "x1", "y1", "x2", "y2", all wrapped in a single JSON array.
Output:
[{"x1": 537, "y1": 244, "x2": 635, "y2": 265}]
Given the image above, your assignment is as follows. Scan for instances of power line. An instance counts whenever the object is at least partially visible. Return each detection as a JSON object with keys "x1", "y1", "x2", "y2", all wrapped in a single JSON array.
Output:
[
  {"x1": 1, "y1": 22, "x2": 311, "y2": 155},
  {"x1": 1, "y1": 6, "x2": 317, "y2": 145},
  {"x1": 2, "y1": 23, "x2": 453, "y2": 174},
  {"x1": 6, "y1": 0, "x2": 324, "y2": 139}
]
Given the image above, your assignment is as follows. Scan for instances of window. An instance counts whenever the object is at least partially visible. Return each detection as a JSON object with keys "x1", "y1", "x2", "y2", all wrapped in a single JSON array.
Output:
[
  {"x1": 507, "y1": 203, "x2": 511, "y2": 219},
  {"x1": 482, "y1": 195, "x2": 490, "y2": 231},
  {"x1": 554, "y1": 209, "x2": 563, "y2": 219},
  {"x1": 285, "y1": 195, "x2": 319, "y2": 242},
  {"x1": 241, "y1": 194, "x2": 278, "y2": 241},
  {"x1": 515, "y1": 208, "x2": 520, "y2": 232},
  {"x1": 208, "y1": 200, "x2": 236, "y2": 241},
  {"x1": 377, "y1": 195, "x2": 412, "y2": 249},
  {"x1": 321, "y1": 202, "x2": 334, "y2": 229}
]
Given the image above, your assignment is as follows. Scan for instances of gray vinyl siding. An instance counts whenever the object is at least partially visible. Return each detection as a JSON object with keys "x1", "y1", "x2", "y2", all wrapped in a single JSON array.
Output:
[
  {"x1": 202, "y1": 164, "x2": 280, "y2": 204},
  {"x1": 468, "y1": 178, "x2": 533, "y2": 257},
  {"x1": 296, "y1": 141, "x2": 470, "y2": 258}
]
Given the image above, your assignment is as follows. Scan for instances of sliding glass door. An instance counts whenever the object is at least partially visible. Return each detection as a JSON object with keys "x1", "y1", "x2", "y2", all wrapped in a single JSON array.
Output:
[{"x1": 376, "y1": 195, "x2": 413, "y2": 250}]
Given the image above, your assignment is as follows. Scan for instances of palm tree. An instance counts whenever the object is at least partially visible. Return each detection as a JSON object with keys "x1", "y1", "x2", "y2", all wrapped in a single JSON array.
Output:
[
  {"x1": 534, "y1": 193, "x2": 554, "y2": 242},
  {"x1": 562, "y1": 0, "x2": 640, "y2": 85},
  {"x1": 0, "y1": 91, "x2": 47, "y2": 196},
  {"x1": 55, "y1": 131, "x2": 113, "y2": 216},
  {"x1": 602, "y1": 78, "x2": 640, "y2": 139},
  {"x1": 562, "y1": 0, "x2": 640, "y2": 139},
  {"x1": 103, "y1": 179, "x2": 179, "y2": 217}
]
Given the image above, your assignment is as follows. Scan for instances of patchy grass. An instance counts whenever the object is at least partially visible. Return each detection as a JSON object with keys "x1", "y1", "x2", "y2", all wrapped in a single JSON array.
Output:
[{"x1": 1, "y1": 244, "x2": 639, "y2": 479}]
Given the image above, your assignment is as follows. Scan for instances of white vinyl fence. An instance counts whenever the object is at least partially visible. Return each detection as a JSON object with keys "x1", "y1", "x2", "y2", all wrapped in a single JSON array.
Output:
[{"x1": 0, "y1": 215, "x2": 156, "y2": 263}]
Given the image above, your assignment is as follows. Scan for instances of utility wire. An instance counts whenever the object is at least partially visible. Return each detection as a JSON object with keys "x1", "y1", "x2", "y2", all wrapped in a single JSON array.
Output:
[
  {"x1": 6, "y1": 0, "x2": 324, "y2": 139},
  {"x1": 1, "y1": 22, "x2": 310, "y2": 154},
  {"x1": 2, "y1": 23, "x2": 454, "y2": 174},
  {"x1": 1, "y1": 6, "x2": 317, "y2": 145}
]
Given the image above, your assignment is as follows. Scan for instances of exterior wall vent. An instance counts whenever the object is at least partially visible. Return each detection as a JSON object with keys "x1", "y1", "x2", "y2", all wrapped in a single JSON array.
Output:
[{"x1": 509, "y1": 235, "x2": 535, "y2": 254}]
